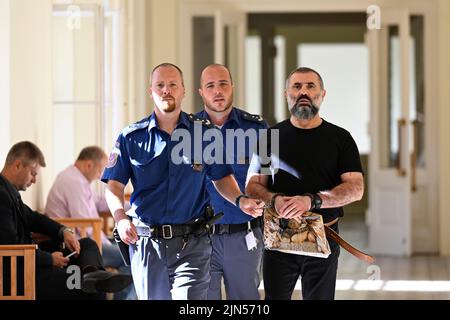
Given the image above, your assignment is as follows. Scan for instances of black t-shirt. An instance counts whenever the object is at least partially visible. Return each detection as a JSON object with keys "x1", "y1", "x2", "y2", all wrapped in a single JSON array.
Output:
[{"x1": 263, "y1": 119, "x2": 363, "y2": 222}]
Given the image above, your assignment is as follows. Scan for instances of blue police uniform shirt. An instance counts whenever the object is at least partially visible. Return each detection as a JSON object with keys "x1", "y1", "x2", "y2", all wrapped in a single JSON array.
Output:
[
  {"x1": 101, "y1": 111, "x2": 234, "y2": 225},
  {"x1": 196, "y1": 107, "x2": 268, "y2": 224}
]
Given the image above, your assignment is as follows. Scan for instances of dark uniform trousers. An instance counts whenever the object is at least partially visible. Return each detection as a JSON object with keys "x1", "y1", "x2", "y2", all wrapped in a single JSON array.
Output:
[{"x1": 263, "y1": 223, "x2": 340, "y2": 300}]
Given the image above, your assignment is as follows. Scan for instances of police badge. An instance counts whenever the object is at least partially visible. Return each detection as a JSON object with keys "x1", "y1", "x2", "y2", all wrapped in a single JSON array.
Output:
[{"x1": 106, "y1": 152, "x2": 118, "y2": 168}]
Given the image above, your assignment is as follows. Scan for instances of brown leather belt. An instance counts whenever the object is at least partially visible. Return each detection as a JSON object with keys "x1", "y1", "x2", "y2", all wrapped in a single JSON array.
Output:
[{"x1": 324, "y1": 219, "x2": 375, "y2": 264}]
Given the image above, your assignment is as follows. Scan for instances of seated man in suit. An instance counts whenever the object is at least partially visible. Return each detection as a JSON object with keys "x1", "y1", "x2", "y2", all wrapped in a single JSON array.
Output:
[
  {"x1": 0, "y1": 141, "x2": 133, "y2": 300},
  {"x1": 45, "y1": 146, "x2": 135, "y2": 300}
]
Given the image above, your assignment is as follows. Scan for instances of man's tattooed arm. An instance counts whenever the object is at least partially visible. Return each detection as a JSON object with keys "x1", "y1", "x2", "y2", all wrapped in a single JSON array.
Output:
[{"x1": 318, "y1": 172, "x2": 364, "y2": 208}]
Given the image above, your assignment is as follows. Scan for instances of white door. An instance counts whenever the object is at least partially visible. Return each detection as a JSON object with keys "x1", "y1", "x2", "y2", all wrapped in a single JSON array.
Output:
[
  {"x1": 368, "y1": 10, "x2": 412, "y2": 256},
  {"x1": 179, "y1": 2, "x2": 246, "y2": 112}
]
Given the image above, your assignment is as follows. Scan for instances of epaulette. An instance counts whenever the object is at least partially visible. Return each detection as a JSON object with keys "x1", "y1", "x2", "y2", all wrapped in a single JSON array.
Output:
[
  {"x1": 122, "y1": 118, "x2": 150, "y2": 137},
  {"x1": 188, "y1": 113, "x2": 215, "y2": 129},
  {"x1": 240, "y1": 110, "x2": 265, "y2": 124}
]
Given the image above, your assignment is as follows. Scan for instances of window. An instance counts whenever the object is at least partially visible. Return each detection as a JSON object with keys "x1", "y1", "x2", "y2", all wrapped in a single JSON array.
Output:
[{"x1": 52, "y1": 4, "x2": 104, "y2": 176}]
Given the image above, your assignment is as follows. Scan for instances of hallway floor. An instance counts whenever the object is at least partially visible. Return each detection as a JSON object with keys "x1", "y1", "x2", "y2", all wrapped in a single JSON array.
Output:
[
  {"x1": 259, "y1": 212, "x2": 450, "y2": 300},
  {"x1": 302, "y1": 212, "x2": 450, "y2": 299}
]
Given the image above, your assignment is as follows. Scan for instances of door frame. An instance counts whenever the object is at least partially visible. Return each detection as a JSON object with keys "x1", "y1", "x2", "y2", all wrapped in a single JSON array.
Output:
[
  {"x1": 178, "y1": 2, "x2": 248, "y2": 112},
  {"x1": 367, "y1": 9, "x2": 413, "y2": 256}
]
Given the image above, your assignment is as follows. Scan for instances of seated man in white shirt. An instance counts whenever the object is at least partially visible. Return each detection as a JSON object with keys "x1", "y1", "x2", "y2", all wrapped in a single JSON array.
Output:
[{"x1": 45, "y1": 146, "x2": 135, "y2": 300}]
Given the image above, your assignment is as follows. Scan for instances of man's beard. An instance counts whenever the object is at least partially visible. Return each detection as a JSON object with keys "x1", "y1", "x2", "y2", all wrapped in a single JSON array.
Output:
[
  {"x1": 206, "y1": 93, "x2": 233, "y2": 113},
  {"x1": 206, "y1": 101, "x2": 232, "y2": 113},
  {"x1": 161, "y1": 98, "x2": 176, "y2": 113},
  {"x1": 289, "y1": 95, "x2": 319, "y2": 120},
  {"x1": 163, "y1": 103, "x2": 176, "y2": 113}
]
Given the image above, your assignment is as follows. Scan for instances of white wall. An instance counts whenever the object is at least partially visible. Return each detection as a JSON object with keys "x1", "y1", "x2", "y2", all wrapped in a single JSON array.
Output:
[
  {"x1": 0, "y1": 0, "x2": 10, "y2": 165},
  {"x1": 9, "y1": 0, "x2": 53, "y2": 209},
  {"x1": 129, "y1": 0, "x2": 152, "y2": 121},
  {"x1": 298, "y1": 43, "x2": 370, "y2": 154},
  {"x1": 438, "y1": 0, "x2": 450, "y2": 255},
  {"x1": 150, "y1": 0, "x2": 177, "y2": 68}
]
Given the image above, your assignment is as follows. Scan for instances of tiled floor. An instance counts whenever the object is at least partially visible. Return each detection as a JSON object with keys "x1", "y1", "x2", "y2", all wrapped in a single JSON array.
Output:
[
  {"x1": 334, "y1": 213, "x2": 450, "y2": 299},
  {"x1": 259, "y1": 212, "x2": 450, "y2": 300}
]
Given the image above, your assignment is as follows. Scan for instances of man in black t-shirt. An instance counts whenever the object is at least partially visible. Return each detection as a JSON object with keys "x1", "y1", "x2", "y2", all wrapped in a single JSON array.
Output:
[{"x1": 246, "y1": 67, "x2": 364, "y2": 300}]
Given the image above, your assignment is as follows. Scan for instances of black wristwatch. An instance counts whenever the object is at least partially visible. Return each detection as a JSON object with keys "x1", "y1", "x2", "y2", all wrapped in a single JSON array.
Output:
[
  {"x1": 235, "y1": 194, "x2": 250, "y2": 207},
  {"x1": 304, "y1": 193, "x2": 323, "y2": 211}
]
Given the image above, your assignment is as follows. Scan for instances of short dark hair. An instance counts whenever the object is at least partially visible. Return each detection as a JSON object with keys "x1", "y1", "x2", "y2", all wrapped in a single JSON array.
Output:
[
  {"x1": 5, "y1": 141, "x2": 46, "y2": 167},
  {"x1": 200, "y1": 64, "x2": 233, "y2": 87},
  {"x1": 151, "y1": 62, "x2": 184, "y2": 86},
  {"x1": 76, "y1": 146, "x2": 106, "y2": 163},
  {"x1": 285, "y1": 67, "x2": 324, "y2": 90}
]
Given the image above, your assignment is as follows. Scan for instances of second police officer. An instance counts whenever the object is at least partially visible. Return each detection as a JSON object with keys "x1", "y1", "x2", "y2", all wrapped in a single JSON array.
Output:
[{"x1": 197, "y1": 64, "x2": 268, "y2": 300}]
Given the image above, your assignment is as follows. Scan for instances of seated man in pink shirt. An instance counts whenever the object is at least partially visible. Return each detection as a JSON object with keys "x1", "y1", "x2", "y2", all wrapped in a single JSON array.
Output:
[{"x1": 45, "y1": 146, "x2": 135, "y2": 300}]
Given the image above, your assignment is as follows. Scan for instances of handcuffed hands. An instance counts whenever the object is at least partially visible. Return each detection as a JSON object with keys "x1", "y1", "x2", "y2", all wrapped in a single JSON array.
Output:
[{"x1": 275, "y1": 195, "x2": 311, "y2": 221}]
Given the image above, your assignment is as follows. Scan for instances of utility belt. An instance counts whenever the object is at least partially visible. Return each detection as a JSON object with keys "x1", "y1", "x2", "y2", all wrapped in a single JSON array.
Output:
[
  {"x1": 212, "y1": 217, "x2": 263, "y2": 235},
  {"x1": 148, "y1": 223, "x2": 197, "y2": 239},
  {"x1": 113, "y1": 206, "x2": 223, "y2": 265},
  {"x1": 139, "y1": 206, "x2": 224, "y2": 240}
]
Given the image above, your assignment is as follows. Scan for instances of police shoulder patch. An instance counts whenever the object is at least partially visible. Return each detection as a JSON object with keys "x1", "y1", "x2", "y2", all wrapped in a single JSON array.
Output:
[
  {"x1": 122, "y1": 118, "x2": 150, "y2": 137},
  {"x1": 240, "y1": 110, "x2": 265, "y2": 124},
  {"x1": 188, "y1": 113, "x2": 215, "y2": 128},
  {"x1": 106, "y1": 152, "x2": 118, "y2": 168}
]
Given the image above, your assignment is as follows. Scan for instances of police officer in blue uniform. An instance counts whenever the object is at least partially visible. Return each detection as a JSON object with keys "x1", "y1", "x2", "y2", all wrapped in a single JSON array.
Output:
[
  {"x1": 197, "y1": 64, "x2": 268, "y2": 300},
  {"x1": 101, "y1": 63, "x2": 264, "y2": 300}
]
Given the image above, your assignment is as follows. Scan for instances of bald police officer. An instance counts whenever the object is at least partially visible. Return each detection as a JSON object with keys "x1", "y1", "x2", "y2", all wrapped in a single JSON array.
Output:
[{"x1": 197, "y1": 64, "x2": 268, "y2": 300}]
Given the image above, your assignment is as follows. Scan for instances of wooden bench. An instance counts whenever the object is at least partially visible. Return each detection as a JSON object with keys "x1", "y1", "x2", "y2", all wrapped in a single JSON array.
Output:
[
  {"x1": 99, "y1": 211, "x2": 115, "y2": 236},
  {"x1": 0, "y1": 244, "x2": 37, "y2": 300},
  {"x1": 32, "y1": 218, "x2": 103, "y2": 254},
  {"x1": 54, "y1": 218, "x2": 103, "y2": 254}
]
